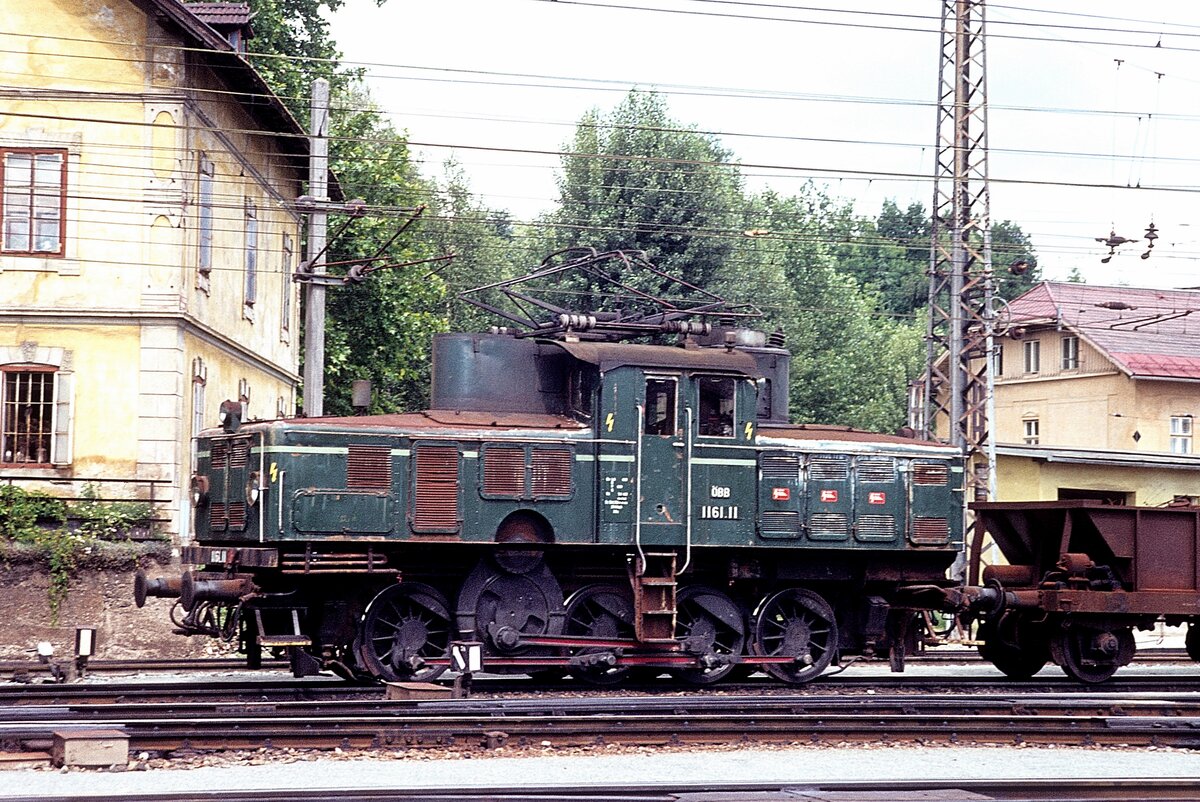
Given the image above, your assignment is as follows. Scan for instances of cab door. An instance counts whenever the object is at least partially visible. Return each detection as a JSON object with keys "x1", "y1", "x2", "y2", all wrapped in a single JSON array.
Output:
[{"x1": 637, "y1": 374, "x2": 687, "y2": 545}]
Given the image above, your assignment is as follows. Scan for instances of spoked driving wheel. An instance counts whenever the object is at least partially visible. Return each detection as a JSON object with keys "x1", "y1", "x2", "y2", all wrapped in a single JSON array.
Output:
[
  {"x1": 752, "y1": 588, "x2": 838, "y2": 684},
  {"x1": 1050, "y1": 625, "x2": 1134, "y2": 684},
  {"x1": 358, "y1": 582, "x2": 452, "y2": 682},
  {"x1": 670, "y1": 585, "x2": 747, "y2": 685},
  {"x1": 563, "y1": 584, "x2": 636, "y2": 686}
]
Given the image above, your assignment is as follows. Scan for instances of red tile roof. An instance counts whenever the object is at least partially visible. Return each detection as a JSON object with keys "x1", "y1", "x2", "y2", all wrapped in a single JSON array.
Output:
[
  {"x1": 1007, "y1": 282, "x2": 1200, "y2": 380},
  {"x1": 187, "y1": 2, "x2": 252, "y2": 27}
]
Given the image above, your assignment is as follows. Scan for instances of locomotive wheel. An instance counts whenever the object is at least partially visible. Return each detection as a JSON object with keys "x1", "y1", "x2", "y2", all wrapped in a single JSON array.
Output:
[
  {"x1": 1050, "y1": 626, "x2": 1134, "y2": 684},
  {"x1": 457, "y1": 557, "x2": 565, "y2": 659},
  {"x1": 751, "y1": 588, "x2": 838, "y2": 684},
  {"x1": 563, "y1": 584, "x2": 636, "y2": 686},
  {"x1": 670, "y1": 586, "x2": 747, "y2": 685},
  {"x1": 976, "y1": 614, "x2": 1049, "y2": 680},
  {"x1": 358, "y1": 582, "x2": 452, "y2": 683}
]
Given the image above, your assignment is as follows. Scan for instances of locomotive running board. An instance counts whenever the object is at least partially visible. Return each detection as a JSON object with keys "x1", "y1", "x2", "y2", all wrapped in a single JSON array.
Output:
[{"x1": 631, "y1": 551, "x2": 678, "y2": 643}]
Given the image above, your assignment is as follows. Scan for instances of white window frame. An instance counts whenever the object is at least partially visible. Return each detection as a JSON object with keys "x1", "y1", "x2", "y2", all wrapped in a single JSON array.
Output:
[
  {"x1": 280, "y1": 232, "x2": 293, "y2": 341},
  {"x1": 1061, "y1": 335, "x2": 1079, "y2": 370},
  {"x1": 1171, "y1": 416, "x2": 1193, "y2": 454},
  {"x1": 1023, "y1": 418, "x2": 1040, "y2": 445},
  {"x1": 0, "y1": 365, "x2": 72, "y2": 466},
  {"x1": 197, "y1": 153, "x2": 214, "y2": 291},
  {"x1": 1023, "y1": 340, "x2": 1040, "y2": 374},
  {"x1": 1, "y1": 148, "x2": 67, "y2": 256},
  {"x1": 243, "y1": 198, "x2": 258, "y2": 318}
]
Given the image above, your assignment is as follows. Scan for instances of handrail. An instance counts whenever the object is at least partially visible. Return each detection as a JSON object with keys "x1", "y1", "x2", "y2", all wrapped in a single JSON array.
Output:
[
  {"x1": 680, "y1": 405, "x2": 694, "y2": 576},
  {"x1": 634, "y1": 403, "x2": 645, "y2": 577}
]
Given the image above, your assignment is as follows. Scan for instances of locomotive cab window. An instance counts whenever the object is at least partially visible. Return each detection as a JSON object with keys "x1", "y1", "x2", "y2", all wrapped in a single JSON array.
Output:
[
  {"x1": 568, "y1": 366, "x2": 596, "y2": 420},
  {"x1": 697, "y1": 376, "x2": 735, "y2": 437},
  {"x1": 644, "y1": 378, "x2": 676, "y2": 436}
]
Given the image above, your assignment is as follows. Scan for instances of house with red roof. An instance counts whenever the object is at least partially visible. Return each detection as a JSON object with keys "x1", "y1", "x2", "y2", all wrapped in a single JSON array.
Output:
[{"x1": 989, "y1": 281, "x2": 1200, "y2": 504}]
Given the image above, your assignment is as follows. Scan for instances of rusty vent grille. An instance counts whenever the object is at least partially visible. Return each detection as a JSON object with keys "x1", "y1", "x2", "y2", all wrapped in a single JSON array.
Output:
[
  {"x1": 532, "y1": 449, "x2": 573, "y2": 498},
  {"x1": 230, "y1": 438, "x2": 250, "y2": 469},
  {"x1": 913, "y1": 463, "x2": 950, "y2": 486},
  {"x1": 760, "y1": 510, "x2": 800, "y2": 537},
  {"x1": 483, "y1": 446, "x2": 525, "y2": 498},
  {"x1": 809, "y1": 456, "x2": 849, "y2": 482},
  {"x1": 857, "y1": 514, "x2": 896, "y2": 539},
  {"x1": 348, "y1": 445, "x2": 392, "y2": 490},
  {"x1": 912, "y1": 516, "x2": 950, "y2": 544},
  {"x1": 209, "y1": 502, "x2": 226, "y2": 530},
  {"x1": 210, "y1": 441, "x2": 228, "y2": 467},
  {"x1": 809, "y1": 513, "x2": 848, "y2": 538},
  {"x1": 226, "y1": 501, "x2": 247, "y2": 530},
  {"x1": 413, "y1": 445, "x2": 459, "y2": 532},
  {"x1": 761, "y1": 453, "x2": 800, "y2": 479},
  {"x1": 857, "y1": 457, "x2": 896, "y2": 483}
]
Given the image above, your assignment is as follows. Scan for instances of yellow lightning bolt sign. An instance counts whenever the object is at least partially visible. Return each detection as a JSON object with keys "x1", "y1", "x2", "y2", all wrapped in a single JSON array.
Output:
[
  {"x1": 606, "y1": 413, "x2": 615, "y2": 432},
  {"x1": 270, "y1": 462, "x2": 278, "y2": 483},
  {"x1": 744, "y1": 421, "x2": 754, "y2": 440}
]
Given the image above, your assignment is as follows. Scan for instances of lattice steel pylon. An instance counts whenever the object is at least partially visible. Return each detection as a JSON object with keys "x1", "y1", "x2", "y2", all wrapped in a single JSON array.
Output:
[{"x1": 919, "y1": 0, "x2": 995, "y2": 520}]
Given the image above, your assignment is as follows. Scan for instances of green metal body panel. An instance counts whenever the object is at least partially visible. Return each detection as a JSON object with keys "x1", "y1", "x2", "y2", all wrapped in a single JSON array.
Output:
[{"x1": 192, "y1": 359, "x2": 963, "y2": 560}]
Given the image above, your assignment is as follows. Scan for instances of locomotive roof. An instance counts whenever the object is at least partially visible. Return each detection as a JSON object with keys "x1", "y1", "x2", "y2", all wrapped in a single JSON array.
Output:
[
  {"x1": 546, "y1": 340, "x2": 761, "y2": 376},
  {"x1": 759, "y1": 423, "x2": 961, "y2": 454},
  {"x1": 275, "y1": 410, "x2": 589, "y2": 431}
]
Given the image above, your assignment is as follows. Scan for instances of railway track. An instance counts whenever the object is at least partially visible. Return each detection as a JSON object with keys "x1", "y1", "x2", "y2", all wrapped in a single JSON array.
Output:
[
  {"x1": 2, "y1": 780, "x2": 1200, "y2": 802},
  {"x1": 5, "y1": 687, "x2": 1200, "y2": 755}
]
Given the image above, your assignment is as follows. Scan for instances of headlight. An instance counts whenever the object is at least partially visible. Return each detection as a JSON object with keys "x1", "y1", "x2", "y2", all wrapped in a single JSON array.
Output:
[
  {"x1": 189, "y1": 475, "x2": 210, "y2": 507},
  {"x1": 245, "y1": 471, "x2": 261, "y2": 506}
]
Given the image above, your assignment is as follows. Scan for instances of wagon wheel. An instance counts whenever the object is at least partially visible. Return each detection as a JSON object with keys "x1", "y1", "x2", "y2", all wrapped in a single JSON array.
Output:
[
  {"x1": 670, "y1": 586, "x2": 747, "y2": 685},
  {"x1": 751, "y1": 588, "x2": 838, "y2": 684},
  {"x1": 976, "y1": 614, "x2": 1049, "y2": 680},
  {"x1": 1187, "y1": 622, "x2": 1200, "y2": 662},
  {"x1": 456, "y1": 557, "x2": 565, "y2": 660},
  {"x1": 358, "y1": 582, "x2": 452, "y2": 683},
  {"x1": 563, "y1": 584, "x2": 636, "y2": 686},
  {"x1": 1050, "y1": 626, "x2": 1133, "y2": 684}
]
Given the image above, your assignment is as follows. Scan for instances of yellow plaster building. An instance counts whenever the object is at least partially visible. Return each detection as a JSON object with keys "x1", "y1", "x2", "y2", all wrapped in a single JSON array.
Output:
[
  {"x1": 0, "y1": 0, "x2": 307, "y2": 541},
  {"x1": 988, "y1": 282, "x2": 1200, "y2": 505}
]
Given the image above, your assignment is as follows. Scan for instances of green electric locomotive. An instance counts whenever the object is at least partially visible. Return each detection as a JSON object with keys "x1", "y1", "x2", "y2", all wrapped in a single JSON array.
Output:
[{"x1": 137, "y1": 251, "x2": 965, "y2": 685}]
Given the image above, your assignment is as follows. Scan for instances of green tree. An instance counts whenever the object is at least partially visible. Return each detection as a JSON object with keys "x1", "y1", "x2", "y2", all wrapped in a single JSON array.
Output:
[{"x1": 551, "y1": 91, "x2": 743, "y2": 293}]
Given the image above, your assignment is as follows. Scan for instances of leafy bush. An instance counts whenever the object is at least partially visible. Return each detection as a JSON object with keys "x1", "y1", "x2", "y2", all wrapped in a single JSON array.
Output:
[{"x1": 0, "y1": 484, "x2": 66, "y2": 541}]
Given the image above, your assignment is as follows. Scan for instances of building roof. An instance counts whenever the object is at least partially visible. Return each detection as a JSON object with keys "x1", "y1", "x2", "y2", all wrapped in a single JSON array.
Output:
[
  {"x1": 136, "y1": 0, "x2": 305, "y2": 155},
  {"x1": 187, "y1": 1, "x2": 253, "y2": 30},
  {"x1": 1006, "y1": 282, "x2": 1200, "y2": 381}
]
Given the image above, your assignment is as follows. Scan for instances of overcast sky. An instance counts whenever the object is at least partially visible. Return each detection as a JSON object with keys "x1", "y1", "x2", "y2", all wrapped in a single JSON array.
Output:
[{"x1": 328, "y1": 1, "x2": 1200, "y2": 290}]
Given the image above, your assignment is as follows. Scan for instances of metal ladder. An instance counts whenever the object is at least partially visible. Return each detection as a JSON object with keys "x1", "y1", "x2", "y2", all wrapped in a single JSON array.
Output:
[{"x1": 631, "y1": 551, "x2": 678, "y2": 644}]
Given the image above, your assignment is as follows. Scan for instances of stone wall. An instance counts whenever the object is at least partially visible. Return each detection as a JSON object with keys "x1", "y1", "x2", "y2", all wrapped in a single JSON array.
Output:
[{"x1": 0, "y1": 557, "x2": 208, "y2": 661}]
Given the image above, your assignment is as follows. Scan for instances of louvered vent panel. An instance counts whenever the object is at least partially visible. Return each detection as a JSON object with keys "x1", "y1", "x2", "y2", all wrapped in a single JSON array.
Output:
[
  {"x1": 227, "y1": 502, "x2": 247, "y2": 530},
  {"x1": 857, "y1": 457, "x2": 896, "y2": 483},
  {"x1": 483, "y1": 446, "x2": 525, "y2": 498},
  {"x1": 761, "y1": 453, "x2": 800, "y2": 479},
  {"x1": 209, "y1": 441, "x2": 228, "y2": 468},
  {"x1": 209, "y1": 502, "x2": 227, "y2": 530},
  {"x1": 230, "y1": 438, "x2": 250, "y2": 469},
  {"x1": 857, "y1": 514, "x2": 896, "y2": 538},
  {"x1": 414, "y1": 446, "x2": 460, "y2": 532},
  {"x1": 809, "y1": 456, "x2": 849, "y2": 481},
  {"x1": 912, "y1": 516, "x2": 950, "y2": 544},
  {"x1": 348, "y1": 445, "x2": 392, "y2": 490},
  {"x1": 913, "y1": 463, "x2": 950, "y2": 486},
  {"x1": 531, "y1": 449, "x2": 573, "y2": 498},
  {"x1": 809, "y1": 513, "x2": 848, "y2": 538},
  {"x1": 760, "y1": 510, "x2": 800, "y2": 537}
]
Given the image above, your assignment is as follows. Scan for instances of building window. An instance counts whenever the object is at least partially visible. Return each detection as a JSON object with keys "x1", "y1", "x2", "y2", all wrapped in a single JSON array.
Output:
[
  {"x1": 993, "y1": 344, "x2": 1003, "y2": 377},
  {"x1": 697, "y1": 376, "x2": 736, "y2": 437},
  {"x1": 197, "y1": 154, "x2": 214, "y2": 288},
  {"x1": 1, "y1": 148, "x2": 66, "y2": 256},
  {"x1": 1061, "y1": 336, "x2": 1079, "y2": 370},
  {"x1": 191, "y1": 358, "x2": 207, "y2": 437},
  {"x1": 280, "y1": 232, "x2": 293, "y2": 338},
  {"x1": 1023, "y1": 340, "x2": 1040, "y2": 374},
  {"x1": 1, "y1": 367, "x2": 71, "y2": 465},
  {"x1": 1023, "y1": 418, "x2": 1040, "y2": 445},
  {"x1": 244, "y1": 198, "x2": 258, "y2": 312},
  {"x1": 1171, "y1": 416, "x2": 1193, "y2": 454}
]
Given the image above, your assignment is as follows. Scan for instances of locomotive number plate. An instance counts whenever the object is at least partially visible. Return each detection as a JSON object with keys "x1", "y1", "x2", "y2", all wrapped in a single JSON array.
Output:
[{"x1": 700, "y1": 505, "x2": 740, "y2": 520}]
